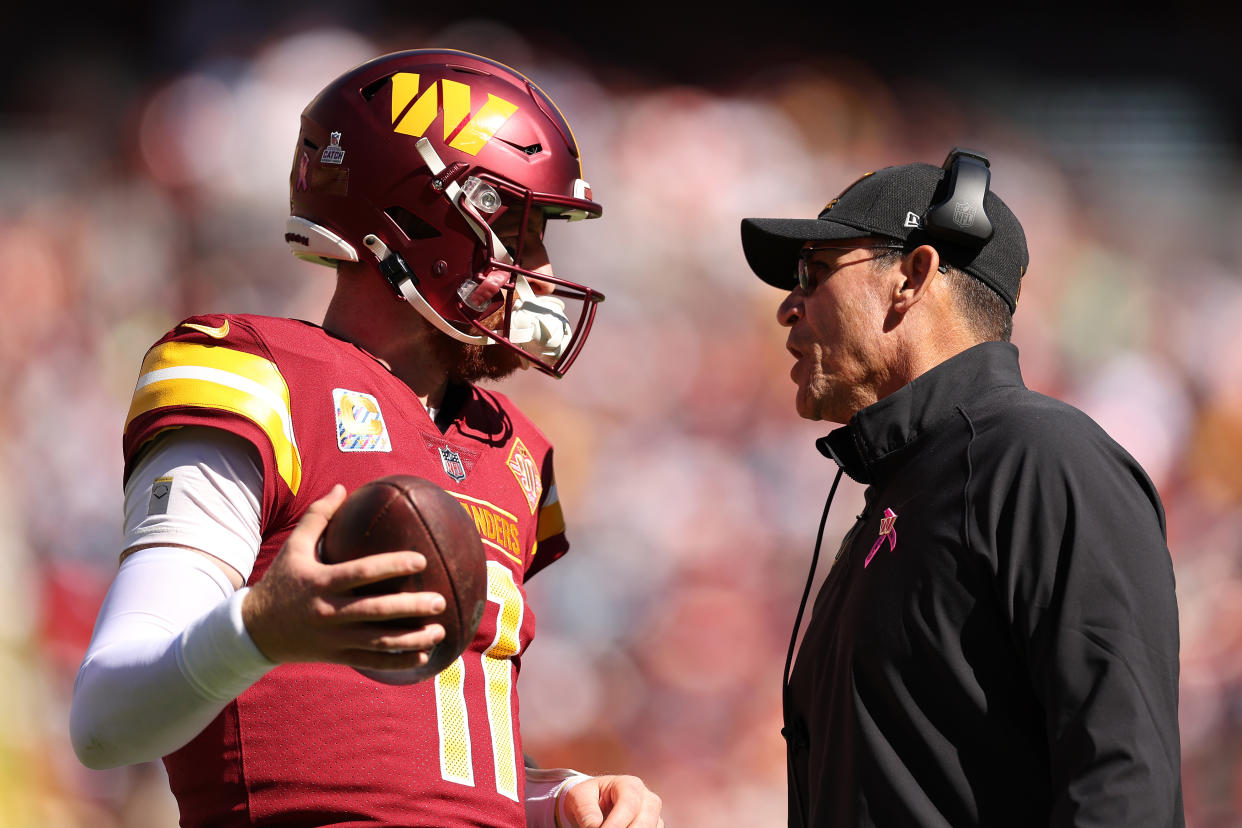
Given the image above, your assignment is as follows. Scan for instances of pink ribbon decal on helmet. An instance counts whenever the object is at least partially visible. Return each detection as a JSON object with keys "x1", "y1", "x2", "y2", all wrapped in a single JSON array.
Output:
[
  {"x1": 296, "y1": 152, "x2": 310, "y2": 192},
  {"x1": 865, "y1": 508, "x2": 898, "y2": 568}
]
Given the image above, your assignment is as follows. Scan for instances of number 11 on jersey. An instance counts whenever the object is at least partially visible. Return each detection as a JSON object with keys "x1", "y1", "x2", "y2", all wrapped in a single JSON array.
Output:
[{"x1": 435, "y1": 561, "x2": 525, "y2": 800}]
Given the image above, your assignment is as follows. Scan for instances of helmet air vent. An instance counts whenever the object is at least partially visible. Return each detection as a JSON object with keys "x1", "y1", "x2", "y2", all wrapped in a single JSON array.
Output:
[
  {"x1": 360, "y1": 75, "x2": 391, "y2": 102},
  {"x1": 499, "y1": 138, "x2": 542, "y2": 156},
  {"x1": 385, "y1": 206, "x2": 442, "y2": 241}
]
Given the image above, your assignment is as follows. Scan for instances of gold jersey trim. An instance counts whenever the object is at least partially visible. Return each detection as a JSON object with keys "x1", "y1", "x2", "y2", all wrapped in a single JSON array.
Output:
[
  {"x1": 126, "y1": 340, "x2": 302, "y2": 494},
  {"x1": 535, "y1": 481, "x2": 564, "y2": 545}
]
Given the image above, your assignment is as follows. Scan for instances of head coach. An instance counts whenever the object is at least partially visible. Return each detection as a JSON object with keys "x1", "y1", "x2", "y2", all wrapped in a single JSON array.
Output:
[{"x1": 740, "y1": 149, "x2": 1183, "y2": 828}]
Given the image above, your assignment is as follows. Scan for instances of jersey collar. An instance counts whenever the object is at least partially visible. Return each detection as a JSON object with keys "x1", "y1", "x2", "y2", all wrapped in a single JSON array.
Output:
[{"x1": 817, "y1": 341, "x2": 1025, "y2": 484}]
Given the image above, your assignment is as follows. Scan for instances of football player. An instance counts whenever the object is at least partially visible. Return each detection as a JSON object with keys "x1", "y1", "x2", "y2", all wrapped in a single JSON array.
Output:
[{"x1": 71, "y1": 49, "x2": 663, "y2": 828}]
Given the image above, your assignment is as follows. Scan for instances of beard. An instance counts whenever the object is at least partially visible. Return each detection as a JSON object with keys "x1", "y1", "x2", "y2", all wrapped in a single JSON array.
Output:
[
  {"x1": 430, "y1": 306, "x2": 528, "y2": 383},
  {"x1": 437, "y1": 336, "x2": 526, "y2": 383}
]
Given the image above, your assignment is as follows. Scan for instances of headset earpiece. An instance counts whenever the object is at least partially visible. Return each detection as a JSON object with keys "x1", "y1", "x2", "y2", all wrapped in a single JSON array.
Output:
[{"x1": 924, "y1": 147, "x2": 994, "y2": 247}]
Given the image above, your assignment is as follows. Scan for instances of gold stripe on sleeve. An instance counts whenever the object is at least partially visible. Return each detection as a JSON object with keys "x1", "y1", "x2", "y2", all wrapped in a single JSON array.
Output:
[
  {"x1": 535, "y1": 492, "x2": 565, "y2": 544},
  {"x1": 126, "y1": 341, "x2": 302, "y2": 493}
]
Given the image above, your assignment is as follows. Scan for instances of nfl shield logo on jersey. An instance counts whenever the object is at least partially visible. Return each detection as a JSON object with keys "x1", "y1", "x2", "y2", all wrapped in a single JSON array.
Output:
[
  {"x1": 420, "y1": 432, "x2": 480, "y2": 483},
  {"x1": 439, "y1": 446, "x2": 467, "y2": 482}
]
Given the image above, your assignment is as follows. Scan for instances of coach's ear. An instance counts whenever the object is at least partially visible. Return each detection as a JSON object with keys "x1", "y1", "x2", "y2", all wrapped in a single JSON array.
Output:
[{"x1": 891, "y1": 244, "x2": 942, "y2": 315}]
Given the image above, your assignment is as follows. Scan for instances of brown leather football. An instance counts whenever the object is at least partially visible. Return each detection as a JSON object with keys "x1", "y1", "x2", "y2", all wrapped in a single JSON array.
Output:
[{"x1": 319, "y1": 474, "x2": 486, "y2": 685}]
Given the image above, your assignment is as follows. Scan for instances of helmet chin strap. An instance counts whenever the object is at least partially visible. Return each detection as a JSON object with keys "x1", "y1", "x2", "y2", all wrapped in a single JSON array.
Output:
[{"x1": 362, "y1": 234, "x2": 490, "y2": 346}]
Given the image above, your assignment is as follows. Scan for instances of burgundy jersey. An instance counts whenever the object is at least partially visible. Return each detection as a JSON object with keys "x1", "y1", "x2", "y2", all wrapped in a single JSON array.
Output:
[{"x1": 123, "y1": 314, "x2": 570, "y2": 827}]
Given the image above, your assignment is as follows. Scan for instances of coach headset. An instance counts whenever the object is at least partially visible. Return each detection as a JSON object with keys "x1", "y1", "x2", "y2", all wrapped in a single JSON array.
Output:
[{"x1": 926, "y1": 147, "x2": 995, "y2": 244}]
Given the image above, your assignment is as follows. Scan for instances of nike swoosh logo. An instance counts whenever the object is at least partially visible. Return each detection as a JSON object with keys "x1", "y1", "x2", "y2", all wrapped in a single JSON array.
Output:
[{"x1": 180, "y1": 320, "x2": 230, "y2": 339}]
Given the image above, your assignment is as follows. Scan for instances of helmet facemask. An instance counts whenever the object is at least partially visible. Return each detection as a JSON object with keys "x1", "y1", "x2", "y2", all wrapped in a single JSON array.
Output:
[{"x1": 361, "y1": 137, "x2": 603, "y2": 378}]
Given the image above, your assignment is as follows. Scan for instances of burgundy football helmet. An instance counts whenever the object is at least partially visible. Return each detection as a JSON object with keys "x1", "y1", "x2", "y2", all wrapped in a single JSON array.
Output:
[{"x1": 286, "y1": 49, "x2": 604, "y2": 377}]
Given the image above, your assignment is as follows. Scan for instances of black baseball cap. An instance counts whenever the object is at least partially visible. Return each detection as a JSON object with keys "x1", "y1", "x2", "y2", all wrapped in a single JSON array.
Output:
[{"x1": 740, "y1": 152, "x2": 1029, "y2": 312}]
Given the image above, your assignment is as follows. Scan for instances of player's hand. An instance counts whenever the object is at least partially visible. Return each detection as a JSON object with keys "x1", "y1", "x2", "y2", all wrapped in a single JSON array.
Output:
[
  {"x1": 242, "y1": 484, "x2": 446, "y2": 668},
  {"x1": 561, "y1": 775, "x2": 664, "y2": 828}
]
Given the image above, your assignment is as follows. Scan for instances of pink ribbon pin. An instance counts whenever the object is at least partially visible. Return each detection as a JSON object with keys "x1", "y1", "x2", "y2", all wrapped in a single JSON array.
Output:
[{"x1": 865, "y1": 508, "x2": 898, "y2": 568}]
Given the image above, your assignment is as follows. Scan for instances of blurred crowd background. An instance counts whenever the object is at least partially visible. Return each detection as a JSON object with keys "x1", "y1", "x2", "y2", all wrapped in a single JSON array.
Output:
[{"x1": 3, "y1": 3, "x2": 1241, "y2": 826}]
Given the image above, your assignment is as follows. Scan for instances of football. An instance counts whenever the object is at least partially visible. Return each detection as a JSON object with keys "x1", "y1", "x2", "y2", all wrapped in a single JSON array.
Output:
[{"x1": 319, "y1": 474, "x2": 487, "y2": 685}]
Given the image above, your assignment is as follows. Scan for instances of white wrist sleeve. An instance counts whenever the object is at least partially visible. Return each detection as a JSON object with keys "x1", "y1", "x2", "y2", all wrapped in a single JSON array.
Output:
[
  {"x1": 525, "y1": 767, "x2": 592, "y2": 828},
  {"x1": 70, "y1": 547, "x2": 276, "y2": 769}
]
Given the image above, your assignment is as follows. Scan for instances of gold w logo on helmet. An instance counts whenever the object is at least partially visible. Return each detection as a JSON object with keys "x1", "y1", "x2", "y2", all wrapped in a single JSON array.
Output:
[{"x1": 391, "y1": 73, "x2": 518, "y2": 156}]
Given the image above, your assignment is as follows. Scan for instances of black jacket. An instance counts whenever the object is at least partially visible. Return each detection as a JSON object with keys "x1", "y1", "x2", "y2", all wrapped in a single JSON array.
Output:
[{"x1": 784, "y1": 342, "x2": 1183, "y2": 827}]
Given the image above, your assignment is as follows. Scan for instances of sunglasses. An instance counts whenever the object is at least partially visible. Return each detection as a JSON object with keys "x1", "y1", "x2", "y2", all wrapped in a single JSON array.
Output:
[{"x1": 796, "y1": 244, "x2": 906, "y2": 292}]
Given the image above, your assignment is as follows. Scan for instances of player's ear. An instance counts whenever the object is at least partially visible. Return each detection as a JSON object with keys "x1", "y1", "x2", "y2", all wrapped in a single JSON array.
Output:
[{"x1": 892, "y1": 244, "x2": 941, "y2": 314}]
